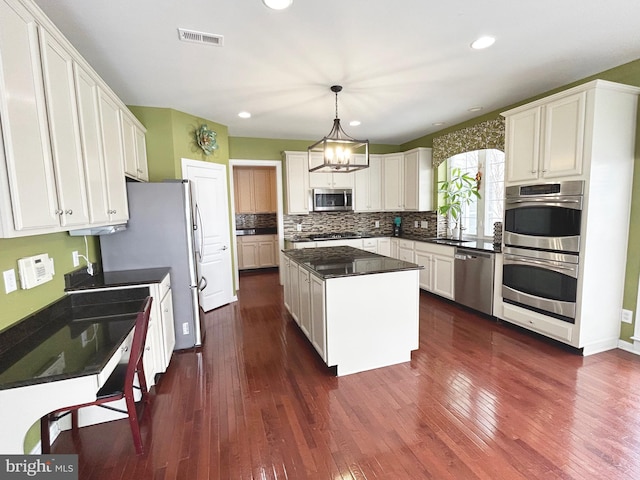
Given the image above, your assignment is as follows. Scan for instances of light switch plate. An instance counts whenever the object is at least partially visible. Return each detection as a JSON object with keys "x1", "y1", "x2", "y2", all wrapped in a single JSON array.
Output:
[
  {"x1": 421, "y1": 221, "x2": 428, "y2": 229},
  {"x1": 622, "y1": 309, "x2": 633, "y2": 324},
  {"x1": 3, "y1": 269, "x2": 17, "y2": 294},
  {"x1": 414, "y1": 221, "x2": 419, "y2": 228}
]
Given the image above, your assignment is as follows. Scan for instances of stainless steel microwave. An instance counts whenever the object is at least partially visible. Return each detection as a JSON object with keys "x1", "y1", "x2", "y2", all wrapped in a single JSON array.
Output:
[{"x1": 310, "y1": 188, "x2": 353, "y2": 212}]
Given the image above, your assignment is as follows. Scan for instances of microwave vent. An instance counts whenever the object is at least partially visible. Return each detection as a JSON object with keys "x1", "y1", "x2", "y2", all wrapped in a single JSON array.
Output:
[{"x1": 177, "y1": 28, "x2": 224, "y2": 47}]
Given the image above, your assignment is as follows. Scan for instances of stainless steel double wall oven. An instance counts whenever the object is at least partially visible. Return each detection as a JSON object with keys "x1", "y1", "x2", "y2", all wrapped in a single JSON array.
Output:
[{"x1": 502, "y1": 181, "x2": 584, "y2": 323}]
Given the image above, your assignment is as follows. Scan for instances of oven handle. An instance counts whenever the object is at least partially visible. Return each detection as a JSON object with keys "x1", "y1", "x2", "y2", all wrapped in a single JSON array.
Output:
[
  {"x1": 505, "y1": 197, "x2": 582, "y2": 210},
  {"x1": 504, "y1": 254, "x2": 579, "y2": 279}
]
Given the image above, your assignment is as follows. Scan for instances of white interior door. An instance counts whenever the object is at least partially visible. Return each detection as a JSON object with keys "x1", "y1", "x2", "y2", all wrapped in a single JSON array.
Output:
[{"x1": 182, "y1": 159, "x2": 235, "y2": 311}]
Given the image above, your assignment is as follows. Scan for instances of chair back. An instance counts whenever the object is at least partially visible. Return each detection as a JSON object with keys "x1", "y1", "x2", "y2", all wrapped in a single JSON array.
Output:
[{"x1": 125, "y1": 296, "x2": 153, "y2": 390}]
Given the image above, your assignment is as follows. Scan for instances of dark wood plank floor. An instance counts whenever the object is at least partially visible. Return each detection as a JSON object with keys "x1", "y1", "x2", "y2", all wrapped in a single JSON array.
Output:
[{"x1": 50, "y1": 270, "x2": 640, "y2": 479}]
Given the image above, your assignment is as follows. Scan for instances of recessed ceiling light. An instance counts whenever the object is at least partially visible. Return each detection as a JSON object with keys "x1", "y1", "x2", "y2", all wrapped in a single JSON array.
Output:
[
  {"x1": 349, "y1": 120, "x2": 361, "y2": 127},
  {"x1": 468, "y1": 106, "x2": 483, "y2": 112},
  {"x1": 238, "y1": 111, "x2": 251, "y2": 119},
  {"x1": 262, "y1": 0, "x2": 293, "y2": 10},
  {"x1": 432, "y1": 122, "x2": 446, "y2": 126},
  {"x1": 471, "y1": 36, "x2": 495, "y2": 50}
]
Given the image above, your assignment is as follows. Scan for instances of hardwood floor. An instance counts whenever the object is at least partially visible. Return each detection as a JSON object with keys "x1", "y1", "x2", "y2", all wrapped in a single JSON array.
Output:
[{"x1": 51, "y1": 270, "x2": 640, "y2": 479}]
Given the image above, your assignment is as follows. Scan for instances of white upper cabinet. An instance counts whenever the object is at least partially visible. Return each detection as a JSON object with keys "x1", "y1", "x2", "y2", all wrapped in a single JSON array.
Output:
[
  {"x1": 121, "y1": 111, "x2": 148, "y2": 182},
  {"x1": 134, "y1": 126, "x2": 149, "y2": 181},
  {"x1": 97, "y1": 90, "x2": 129, "y2": 223},
  {"x1": 403, "y1": 147, "x2": 433, "y2": 211},
  {"x1": 39, "y1": 27, "x2": 90, "y2": 227},
  {"x1": 354, "y1": 154, "x2": 382, "y2": 212},
  {"x1": 284, "y1": 151, "x2": 310, "y2": 215},
  {"x1": 383, "y1": 153, "x2": 404, "y2": 211},
  {"x1": 504, "y1": 89, "x2": 587, "y2": 184},
  {"x1": 382, "y1": 148, "x2": 433, "y2": 212},
  {"x1": 0, "y1": 0, "x2": 140, "y2": 237},
  {"x1": 0, "y1": 0, "x2": 61, "y2": 235}
]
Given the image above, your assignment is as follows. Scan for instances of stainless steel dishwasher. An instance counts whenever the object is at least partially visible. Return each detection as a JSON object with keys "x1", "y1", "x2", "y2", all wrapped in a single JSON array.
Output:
[{"x1": 454, "y1": 247, "x2": 495, "y2": 315}]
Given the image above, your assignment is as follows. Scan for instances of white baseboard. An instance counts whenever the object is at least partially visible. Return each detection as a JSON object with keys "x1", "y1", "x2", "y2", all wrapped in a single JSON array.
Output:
[{"x1": 618, "y1": 339, "x2": 640, "y2": 355}]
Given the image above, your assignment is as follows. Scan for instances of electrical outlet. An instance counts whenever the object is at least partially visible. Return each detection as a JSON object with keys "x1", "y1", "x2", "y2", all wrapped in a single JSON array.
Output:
[
  {"x1": 182, "y1": 322, "x2": 190, "y2": 335},
  {"x1": 3, "y1": 269, "x2": 17, "y2": 294},
  {"x1": 374, "y1": 220, "x2": 380, "y2": 228},
  {"x1": 414, "y1": 221, "x2": 419, "y2": 228},
  {"x1": 621, "y1": 309, "x2": 633, "y2": 324},
  {"x1": 296, "y1": 223, "x2": 302, "y2": 232},
  {"x1": 421, "y1": 221, "x2": 428, "y2": 229},
  {"x1": 72, "y1": 251, "x2": 80, "y2": 267}
]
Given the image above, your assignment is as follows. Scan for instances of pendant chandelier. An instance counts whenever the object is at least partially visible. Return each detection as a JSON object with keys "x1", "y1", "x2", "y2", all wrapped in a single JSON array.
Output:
[{"x1": 308, "y1": 85, "x2": 369, "y2": 173}]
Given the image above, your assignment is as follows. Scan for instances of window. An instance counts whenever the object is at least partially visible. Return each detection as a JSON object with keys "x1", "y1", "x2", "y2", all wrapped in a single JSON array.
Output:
[{"x1": 445, "y1": 149, "x2": 504, "y2": 238}]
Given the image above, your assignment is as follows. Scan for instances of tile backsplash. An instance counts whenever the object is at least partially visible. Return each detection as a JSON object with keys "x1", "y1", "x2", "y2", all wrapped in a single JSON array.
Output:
[
  {"x1": 235, "y1": 213, "x2": 277, "y2": 230},
  {"x1": 283, "y1": 211, "x2": 442, "y2": 239}
]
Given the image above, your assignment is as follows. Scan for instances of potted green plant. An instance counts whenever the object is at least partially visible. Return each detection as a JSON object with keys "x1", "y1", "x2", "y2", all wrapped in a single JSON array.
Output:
[{"x1": 437, "y1": 167, "x2": 481, "y2": 238}]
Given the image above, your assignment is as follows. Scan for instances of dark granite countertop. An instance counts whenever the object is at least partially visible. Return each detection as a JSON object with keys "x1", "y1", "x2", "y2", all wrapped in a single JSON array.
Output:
[
  {"x1": 65, "y1": 267, "x2": 171, "y2": 292},
  {"x1": 285, "y1": 233, "x2": 500, "y2": 253},
  {"x1": 283, "y1": 246, "x2": 422, "y2": 279},
  {"x1": 236, "y1": 227, "x2": 278, "y2": 236},
  {"x1": 0, "y1": 288, "x2": 148, "y2": 390}
]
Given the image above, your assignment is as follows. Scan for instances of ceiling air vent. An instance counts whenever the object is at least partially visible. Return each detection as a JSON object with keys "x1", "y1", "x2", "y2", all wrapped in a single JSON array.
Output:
[{"x1": 177, "y1": 28, "x2": 224, "y2": 47}]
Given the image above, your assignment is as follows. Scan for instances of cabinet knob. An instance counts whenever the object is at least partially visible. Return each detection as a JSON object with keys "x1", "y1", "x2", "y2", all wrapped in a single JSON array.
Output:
[
  {"x1": 530, "y1": 170, "x2": 537, "y2": 174},
  {"x1": 121, "y1": 345, "x2": 129, "y2": 353},
  {"x1": 137, "y1": 168, "x2": 143, "y2": 173},
  {"x1": 55, "y1": 209, "x2": 63, "y2": 215},
  {"x1": 65, "y1": 209, "x2": 73, "y2": 215}
]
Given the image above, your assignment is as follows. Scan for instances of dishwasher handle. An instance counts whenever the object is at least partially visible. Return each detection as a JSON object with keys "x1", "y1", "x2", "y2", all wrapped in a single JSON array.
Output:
[{"x1": 455, "y1": 248, "x2": 493, "y2": 260}]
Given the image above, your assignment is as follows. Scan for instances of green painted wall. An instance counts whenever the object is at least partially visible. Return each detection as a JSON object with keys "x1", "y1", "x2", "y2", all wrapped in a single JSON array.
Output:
[{"x1": 0, "y1": 233, "x2": 98, "y2": 332}]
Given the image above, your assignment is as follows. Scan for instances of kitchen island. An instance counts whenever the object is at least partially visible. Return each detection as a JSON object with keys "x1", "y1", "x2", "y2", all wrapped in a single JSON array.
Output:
[{"x1": 282, "y1": 246, "x2": 421, "y2": 376}]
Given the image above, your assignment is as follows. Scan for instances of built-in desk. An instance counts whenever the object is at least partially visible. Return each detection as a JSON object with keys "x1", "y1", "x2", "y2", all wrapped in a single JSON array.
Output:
[{"x1": 0, "y1": 289, "x2": 147, "y2": 453}]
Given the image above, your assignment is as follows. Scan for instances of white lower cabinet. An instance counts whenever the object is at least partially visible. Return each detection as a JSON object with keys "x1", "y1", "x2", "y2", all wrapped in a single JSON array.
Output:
[
  {"x1": 281, "y1": 253, "x2": 291, "y2": 309},
  {"x1": 397, "y1": 239, "x2": 414, "y2": 263},
  {"x1": 377, "y1": 238, "x2": 391, "y2": 257},
  {"x1": 285, "y1": 265, "x2": 326, "y2": 361},
  {"x1": 432, "y1": 254, "x2": 455, "y2": 300},
  {"x1": 413, "y1": 241, "x2": 456, "y2": 300},
  {"x1": 310, "y1": 274, "x2": 326, "y2": 361},
  {"x1": 140, "y1": 273, "x2": 176, "y2": 388},
  {"x1": 298, "y1": 266, "x2": 312, "y2": 337},
  {"x1": 288, "y1": 259, "x2": 301, "y2": 324},
  {"x1": 414, "y1": 249, "x2": 433, "y2": 291}
]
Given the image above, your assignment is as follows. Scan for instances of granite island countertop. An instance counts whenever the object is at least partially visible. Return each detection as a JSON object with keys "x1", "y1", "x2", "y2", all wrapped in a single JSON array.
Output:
[{"x1": 283, "y1": 246, "x2": 422, "y2": 279}]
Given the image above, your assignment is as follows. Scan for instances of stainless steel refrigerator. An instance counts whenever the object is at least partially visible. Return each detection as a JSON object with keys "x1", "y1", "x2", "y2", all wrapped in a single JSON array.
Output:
[{"x1": 100, "y1": 180, "x2": 203, "y2": 350}]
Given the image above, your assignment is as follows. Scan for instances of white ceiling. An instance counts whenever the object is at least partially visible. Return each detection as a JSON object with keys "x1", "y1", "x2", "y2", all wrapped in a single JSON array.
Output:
[{"x1": 34, "y1": 0, "x2": 640, "y2": 145}]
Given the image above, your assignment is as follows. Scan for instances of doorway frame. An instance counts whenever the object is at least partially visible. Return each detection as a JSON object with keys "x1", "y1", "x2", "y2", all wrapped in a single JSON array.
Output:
[{"x1": 229, "y1": 159, "x2": 284, "y2": 290}]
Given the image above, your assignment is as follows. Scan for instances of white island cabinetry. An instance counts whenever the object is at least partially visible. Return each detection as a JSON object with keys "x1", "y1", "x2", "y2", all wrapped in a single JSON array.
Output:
[{"x1": 283, "y1": 247, "x2": 420, "y2": 376}]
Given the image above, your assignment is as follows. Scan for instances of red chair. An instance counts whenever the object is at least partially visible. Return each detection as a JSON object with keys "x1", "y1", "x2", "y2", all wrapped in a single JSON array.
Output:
[{"x1": 41, "y1": 296, "x2": 153, "y2": 455}]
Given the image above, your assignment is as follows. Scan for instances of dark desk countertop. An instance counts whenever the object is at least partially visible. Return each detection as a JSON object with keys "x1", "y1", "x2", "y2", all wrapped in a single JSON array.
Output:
[
  {"x1": 65, "y1": 267, "x2": 171, "y2": 292},
  {"x1": 283, "y1": 246, "x2": 422, "y2": 279},
  {"x1": 0, "y1": 289, "x2": 148, "y2": 390}
]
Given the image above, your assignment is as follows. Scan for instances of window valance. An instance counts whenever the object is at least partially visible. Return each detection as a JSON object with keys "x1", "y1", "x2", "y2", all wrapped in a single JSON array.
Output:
[{"x1": 432, "y1": 117, "x2": 505, "y2": 167}]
